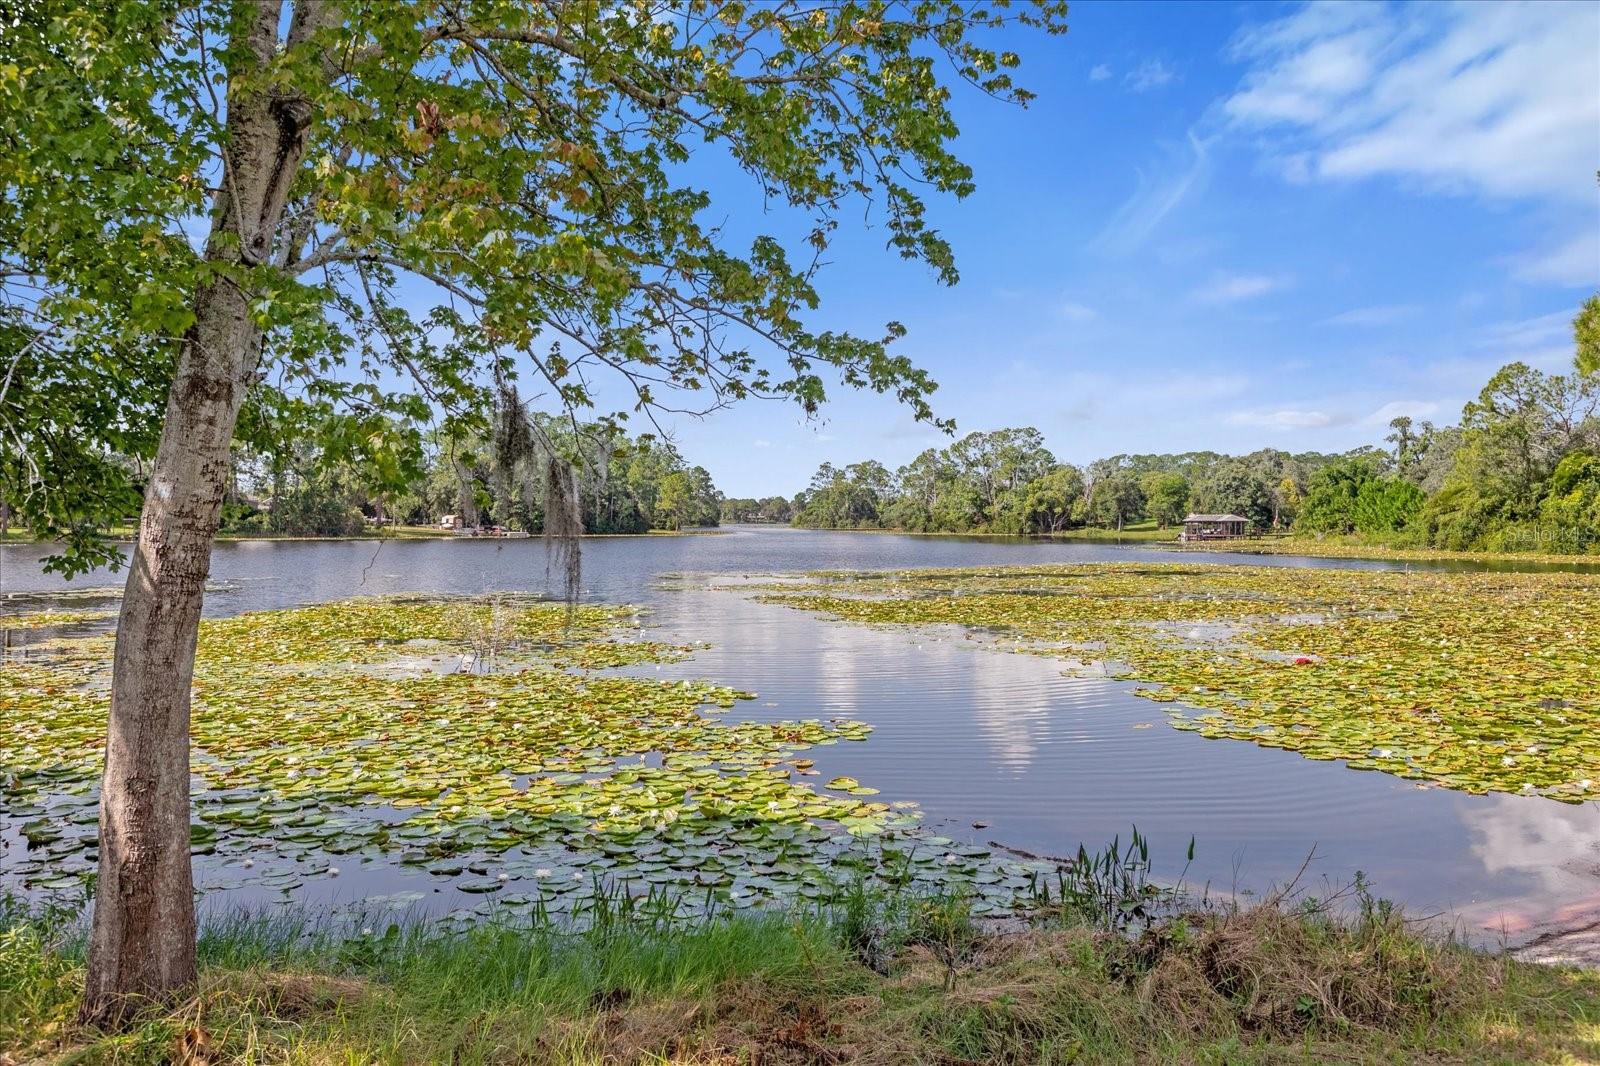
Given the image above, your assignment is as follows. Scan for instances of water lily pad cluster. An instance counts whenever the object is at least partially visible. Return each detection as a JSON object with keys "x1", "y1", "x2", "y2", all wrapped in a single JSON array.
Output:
[
  {"x1": 1, "y1": 595, "x2": 1044, "y2": 914},
  {"x1": 761, "y1": 563, "x2": 1600, "y2": 802},
  {"x1": 0, "y1": 608, "x2": 117, "y2": 631}
]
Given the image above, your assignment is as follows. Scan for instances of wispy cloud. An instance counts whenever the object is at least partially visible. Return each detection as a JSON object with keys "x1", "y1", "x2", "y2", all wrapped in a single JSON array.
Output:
[
  {"x1": 1511, "y1": 231, "x2": 1599, "y2": 287},
  {"x1": 1089, "y1": 63, "x2": 1112, "y2": 82},
  {"x1": 1125, "y1": 58, "x2": 1176, "y2": 92},
  {"x1": 1363, "y1": 400, "x2": 1439, "y2": 425},
  {"x1": 1468, "y1": 309, "x2": 1585, "y2": 376},
  {"x1": 1058, "y1": 301, "x2": 1098, "y2": 322},
  {"x1": 1320, "y1": 304, "x2": 1418, "y2": 327},
  {"x1": 1223, "y1": 2, "x2": 1599, "y2": 204},
  {"x1": 1192, "y1": 273, "x2": 1285, "y2": 305},
  {"x1": 1092, "y1": 130, "x2": 1210, "y2": 255},
  {"x1": 1227, "y1": 408, "x2": 1342, "y2": 430},
  {"x1": 1483, "y1": 309, "x2": 1574, "y2": 352}
]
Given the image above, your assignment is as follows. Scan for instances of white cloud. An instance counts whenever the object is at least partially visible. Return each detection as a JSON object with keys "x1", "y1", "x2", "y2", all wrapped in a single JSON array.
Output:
[
  {"x1": 1125, "y1": 58, "x2": 1176, "y2": 92},
  {"x1": 1089, "y1": 63, "x2": 1112, "y2": 82},
  {"x1": 1483, "y1": 309, "x2": 1573, "y2": 352},
  {"x1": 1320, "y1": 304, "x2": 1418, "y2": 327},
  {"x1": 1224, "y1": 2, "x2": 1600, "y2": 204},
  {"x1": 1227, "y1": 408, "x2": 1341, "y2": 430},
  {"x1": 1364, "y1": 400, "x2": 1439, "y2": 425},
  {"x1": 1511, "y1": 231, "x2": 1599, "y2": 287},
  {"x1": 1137, "y1": 371, "x2": 1251, "y2": 404},
  {"x1": 1410, "y1": 308, "x2": 1583, "y2": 383},
  {"x1": 752, "y1": 438, "x2": 772, "y2": 448},
  {"x1": 1058, "y1": 301, "x2": 1098, "y2": 322},
  {"x1": 1192, "y1": 273, "x2": 1285, "y2": 305},
  {"x1": 1093, "y1": 130, "x2": 1210, "y2": 254}
]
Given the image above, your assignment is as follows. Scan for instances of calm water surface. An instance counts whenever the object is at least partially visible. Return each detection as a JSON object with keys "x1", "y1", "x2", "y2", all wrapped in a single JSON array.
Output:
[{"x1": 3, "y1": 527, "x2": 1597, "y2": 951}]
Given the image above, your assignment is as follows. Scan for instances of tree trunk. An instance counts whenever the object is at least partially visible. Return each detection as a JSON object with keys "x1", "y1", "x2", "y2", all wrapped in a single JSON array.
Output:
[
  {"x1": 79, "y1": 0, "x2": 327, "y2": 1028},
  {"x1": 78, "y1": 276, "x2": 256, "y2": 1027}
]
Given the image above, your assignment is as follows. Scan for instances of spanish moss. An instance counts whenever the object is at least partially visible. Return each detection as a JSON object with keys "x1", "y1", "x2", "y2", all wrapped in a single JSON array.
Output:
[
  {"x1": 491, "y1": 380, "x2": 582, "y2": 608},
  {"x1": 542, "y1": 453, "x2": 583, "y2": 608}
]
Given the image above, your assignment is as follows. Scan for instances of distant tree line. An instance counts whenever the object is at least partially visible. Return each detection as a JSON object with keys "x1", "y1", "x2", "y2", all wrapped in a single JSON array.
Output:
[
  {"x1": 787, "y1": 430, "x2": 1354, "y2": 536},
  {"x1": 789, "y1": 298, "x2": 1600, "y2": 553},
  {"x1": 9, "y1": 300, "x2": 1594, "y2": 552},
  {"x1": 719, "y1": 496, "x2": 795, "y2": 524},
  {"x1": 217, "y1": 415, "x2": 725, "y2": 537}
]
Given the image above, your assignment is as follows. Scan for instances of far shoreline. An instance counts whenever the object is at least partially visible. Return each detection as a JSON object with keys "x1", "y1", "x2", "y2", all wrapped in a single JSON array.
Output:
[
  {"x1": 0, "y1": 526, "x2": 728, "y2": 548},
  {"x1": 6, "y1": 523, "x2": 1598, "y2": 567}
]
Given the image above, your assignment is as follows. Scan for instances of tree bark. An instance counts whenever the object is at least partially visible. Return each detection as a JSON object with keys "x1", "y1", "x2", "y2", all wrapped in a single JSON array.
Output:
[{"x1": 79, "y1": 0, "x2": 329, "y2": 1028}]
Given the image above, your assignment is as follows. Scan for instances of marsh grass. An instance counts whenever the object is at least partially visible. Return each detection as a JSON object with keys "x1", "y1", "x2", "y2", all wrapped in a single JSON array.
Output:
[{"x1": 4, "y1": 876, "x2": 1598, "y2": 1066}]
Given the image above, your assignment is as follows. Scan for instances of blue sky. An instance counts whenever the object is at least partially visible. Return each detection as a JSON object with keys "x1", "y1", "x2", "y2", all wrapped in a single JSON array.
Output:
[{"x1": 632, "y1": 1, "x2": 1600, "y2": 497}]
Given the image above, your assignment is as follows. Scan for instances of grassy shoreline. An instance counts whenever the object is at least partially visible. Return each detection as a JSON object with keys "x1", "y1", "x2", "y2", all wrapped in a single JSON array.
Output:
[
  {"x1": 8, "y1": 524, "x2": 1597, "y2": 564},
  {"x1": 5, "y1": 891, "x2": 1597, "y2": 1065},
  {"x1": 786, "y1": 524, "x2": 1600, "y2": 565},
  {"x1": 0, "y1": 526, "x2": 720, "y2": 547},
  {"x1": 790, "y1": 521, "x2": 1177, "y2": 542},
  {"x1": 1175, "y1": 535, "x2": 1600, "y2": 566}
]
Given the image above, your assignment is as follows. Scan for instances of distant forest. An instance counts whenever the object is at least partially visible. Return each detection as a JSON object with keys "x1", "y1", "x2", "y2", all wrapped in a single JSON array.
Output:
[
  {"x1": 789, "y1": 299, "x2": 1600, "y2": 554},
  {"x1": 12, "y1": 302, "x2": 1591, "y2": 554},
  {"x1": 214, "y1": 414, "x2": 724, "y2": 537}
]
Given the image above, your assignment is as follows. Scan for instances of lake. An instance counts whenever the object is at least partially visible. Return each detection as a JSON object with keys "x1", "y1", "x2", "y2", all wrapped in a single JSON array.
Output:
[{"x1": 3, "y1": 526, "x2": 1597, "y2": 958}]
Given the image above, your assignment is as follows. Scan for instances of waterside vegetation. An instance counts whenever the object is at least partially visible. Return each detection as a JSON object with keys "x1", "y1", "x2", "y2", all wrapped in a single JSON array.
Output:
[
  {"x1": 789, "y1": 300, "x2": 1600, "y2": 557},
  {"x1": 762, "y1": 562, "x2": 1600, "y2": 802},
  {"x1": 5, "y1": 885, "x2": 1598, "y2": 1065},
  {"x1": 5, "y1": 596, "x2": 1011, "y2": 913}
]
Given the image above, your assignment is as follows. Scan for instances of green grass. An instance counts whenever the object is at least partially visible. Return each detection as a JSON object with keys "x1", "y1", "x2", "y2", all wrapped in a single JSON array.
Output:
[
  {"x1": 790, "y1": 520, "x2": 1180, "y2": 541},
  {"x1": 1176, "y1": 533, "x2": 1600, "y2": 565},
  {"x1": 1046, "y1": 519, "x2": 1176, "y2": 542},
  {"x1": 5, "y1": 888, "x2": 1597, "y2": 1065},
  {"x1": 0, "y1": 525, "x2": 714, "y2": 546}
]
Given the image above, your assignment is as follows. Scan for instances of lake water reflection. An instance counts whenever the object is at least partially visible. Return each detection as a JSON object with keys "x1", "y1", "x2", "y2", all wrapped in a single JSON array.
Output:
[{"x1": 3, "y1": 526, "x2": 1597, "y2": 951}]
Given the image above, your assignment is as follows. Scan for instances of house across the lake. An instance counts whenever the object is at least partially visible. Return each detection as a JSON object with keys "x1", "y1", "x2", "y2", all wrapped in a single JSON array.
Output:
[{"x1": 1180, "y1": 513, "x2": 1249, "y2": 541}]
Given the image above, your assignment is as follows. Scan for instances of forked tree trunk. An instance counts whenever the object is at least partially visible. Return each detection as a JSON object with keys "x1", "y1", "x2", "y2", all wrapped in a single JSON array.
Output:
[{"x1": 79, "y1": 0, "x2": 327, "y2": 1028}]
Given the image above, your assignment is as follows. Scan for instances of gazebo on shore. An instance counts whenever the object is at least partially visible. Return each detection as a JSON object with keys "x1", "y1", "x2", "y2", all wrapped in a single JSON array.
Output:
[{"x1": 1180, "y1": 513, "x2": 1249, "y2": 540}]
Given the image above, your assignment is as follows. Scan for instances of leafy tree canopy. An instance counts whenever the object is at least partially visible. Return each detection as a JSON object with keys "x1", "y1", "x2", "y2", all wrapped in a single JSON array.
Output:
[{"x1": 1, "y1": 0, "x2": 1067, "y2": 575}]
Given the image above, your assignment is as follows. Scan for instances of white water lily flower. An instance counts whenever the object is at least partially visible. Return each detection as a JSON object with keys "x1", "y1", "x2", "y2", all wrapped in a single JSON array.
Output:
[
  {"x1": 535, "y1": 868, "x2": 552, "y2": 879},
  {"x1": 328, "y1": 867, "x2": 340, "y2": 876},
  {"x1": 361, "y1": 927, "x2": 374, "y2": 937},
  {"x1": 497, "y1": 872, "x2": 510, "y2": 881},
  {"x1": 242, "y1": 859, "x2": 254, "y2": 869}
]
